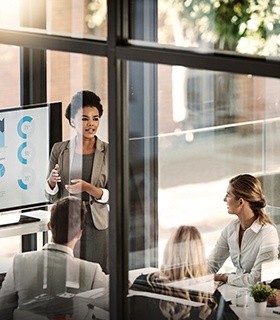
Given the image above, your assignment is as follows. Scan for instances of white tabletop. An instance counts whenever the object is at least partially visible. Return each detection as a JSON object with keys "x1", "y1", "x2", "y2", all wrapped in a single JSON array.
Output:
[
  {"x1": 0, "y1": 210, "x2": 50, "y2": 239},
  {"x1": 219, "y1": 283, "x2": 280, "y2": 320},
  {"x1": 129, "y1": 268, "x2": 280, "y2": 320}
]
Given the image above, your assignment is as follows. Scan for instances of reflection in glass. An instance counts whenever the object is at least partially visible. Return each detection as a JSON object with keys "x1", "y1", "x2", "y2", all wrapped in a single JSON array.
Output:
[
  {"x1": 0, "y1": 198, "x2": 109, "y2": 319},
  {"x1": 128, "y1": 61, "x2": 280, "y2": 277},
  {"x1": 0, "y1": 45, "x2": 20, "y2": 108},
  {"x1": 129, "y1": 226, "x2": 237, "y2": 320},
  {"x1": 0, "y1": 1, "x2": 20, "y2": 28},
  {"x1": 47, "y1": 51, "x2": 108, "y2": 141},
  {"x1": 157, "y1": 66, "x2": 280, "y2": 264},
  {"x1": 0, "y1": 0, "x2": 107, "y2": 39},
  {"x1": 132, "y1": 0, "x2": 280, "y2": 57},
  {"x1": 0, "y1": 43, "x2": 20, "y2": 276},
  {"x1": 47, "y1": 0, "x2": 107, "y2": 38}
]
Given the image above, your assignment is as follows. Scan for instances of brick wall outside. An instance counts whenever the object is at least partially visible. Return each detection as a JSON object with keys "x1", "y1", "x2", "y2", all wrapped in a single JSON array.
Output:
[
  {"x1": 47, "y1": 0, "x2": 108, "y2": 141},
  {"x1": 0, "y1": 1, "x2": 279, "y2": 141}
]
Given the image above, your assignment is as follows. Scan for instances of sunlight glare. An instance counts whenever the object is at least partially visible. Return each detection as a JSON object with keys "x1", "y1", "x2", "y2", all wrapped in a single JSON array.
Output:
[{"x1": 0, "y1": 0, "x2": 20, "y2": 28}]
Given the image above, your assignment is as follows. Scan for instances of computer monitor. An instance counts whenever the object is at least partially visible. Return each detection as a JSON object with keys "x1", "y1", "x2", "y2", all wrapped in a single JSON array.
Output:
[{"x1": 0, "y1": 102, "x2": 62, "y2": 213}]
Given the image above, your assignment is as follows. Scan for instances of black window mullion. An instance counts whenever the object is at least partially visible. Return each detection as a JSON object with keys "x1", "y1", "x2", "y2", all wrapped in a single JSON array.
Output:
[
  {"x1": 108, "y1": 0, "x2": 130, "y2": 320},
  {"x1": 0, "y1": 30, "x2": 280, "y2": 79},
  {"x1": 116, "y1": 45, "x2": 280, "y2": 80},
  {"x1": 20, "y1": 0, "x2": 46, "y2": 105},
  {"x1": 128, "y1": 0, "x2": 159, "y2": 271},
  {"x1": 19, "y1": 0, "x2": 47, "y2": 252},
  {"x1": 0, "y1": 28, "x2": 107, "y2": 57}
]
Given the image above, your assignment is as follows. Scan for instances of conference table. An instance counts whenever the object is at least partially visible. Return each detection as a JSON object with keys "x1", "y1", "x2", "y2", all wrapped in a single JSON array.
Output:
[
  {"x1": 9, "y1": 267, "x2": 280, "y2": 319},
  {"x1": 129, "y1": 268, "x2": 280, "y2": 320},
  {"x1": 219, "y1": 283, "x2": 280, "y2": 320},
  {"x1": 0, "y1": 210, "x2": 50, "y2": 277},
  {"x1": 0, "y1": 210, "x2": 50, "y2": 252}
]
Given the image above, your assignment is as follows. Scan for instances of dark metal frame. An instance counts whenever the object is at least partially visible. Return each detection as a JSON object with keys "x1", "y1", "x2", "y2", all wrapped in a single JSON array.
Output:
[
  {"x1": 0, "y1": 0, "x2": 280, "y2": 319},
  {"x1": 128, "y1": 0, "x2": 159, "y2": 272},
  {"x1": 107, "y1": 1, "x2": 129, "y2": 319}
]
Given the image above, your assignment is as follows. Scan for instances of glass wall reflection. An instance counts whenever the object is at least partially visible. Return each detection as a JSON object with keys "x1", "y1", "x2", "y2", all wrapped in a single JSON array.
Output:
[
  {"x1": 0, "y1": 48, "x2": 109, "y2": 318},
  {"x1": 0, "y1": 44, "x2": 20, "y2": 274},
  {"x1": 0, "y1": 0, "x2": 107, "y2": 39},
  {"x1": 47, "y1": 51, "x2": 108, "y2": 142},
  {"x1": 128, "y1": 61, "x2": 280, "y2": 277},
  {"x1": 131, "y1": 0, "x2": 280, "y2": 58},
  {"x1": 0, "y1": 44, "x2": 20, "y2": 108}
]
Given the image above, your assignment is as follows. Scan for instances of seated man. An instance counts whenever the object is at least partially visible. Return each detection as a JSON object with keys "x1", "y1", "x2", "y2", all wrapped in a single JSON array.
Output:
[{"x1": 0, "y1": 196, "x2": 109, "y2": 320}]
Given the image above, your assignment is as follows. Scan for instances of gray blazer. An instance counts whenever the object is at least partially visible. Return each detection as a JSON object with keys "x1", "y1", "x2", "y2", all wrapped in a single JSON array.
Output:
[
  {"x1": 45, "y1": 136, "x2": 109, "y2": 230},
  {"x1": 0, "y1": 243, "x2": 109, "y2": 319}
]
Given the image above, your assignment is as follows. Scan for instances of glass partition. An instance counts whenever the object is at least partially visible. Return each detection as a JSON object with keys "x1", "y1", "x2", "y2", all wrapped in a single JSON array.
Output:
[
  {"x1": 1, "y1": 0, "x2": 280, "y2": 318},
  {"x1": 0, "y1": 44, "x2": 20, "y2": 275},
  {"x1": 131, "y1": 0, "x2": 280, "y2": 59},
  {"x1": 0, "y1": 44, "x2": 20, "y2": 108},
  {"x1": 0, "y1": 0, "x2": 107, "y2": 40},
  {"x1": 128, "y1": 61, "x2": 280, "y2": 315},
  {"x1": 0, "y1": 1, "x2": 20, "y2": 29},
  {"x1": 0, "y1": 49, "x2": 109, "y2": 318},
  {"x1": 47, "y1": 0, "x2": 107, "y2": 39},
  {"x1": 47, "y1": 51, "x2": 108, "y2": 141}
]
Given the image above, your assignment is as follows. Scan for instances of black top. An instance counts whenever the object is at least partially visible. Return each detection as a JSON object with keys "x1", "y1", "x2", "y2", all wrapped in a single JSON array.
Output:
[
  {"x1": 269, "y1": 278, "x2": 280, "y2": 289},
  {"x1": 70, "y1": 152, "x2": 95, "y2": 201}
]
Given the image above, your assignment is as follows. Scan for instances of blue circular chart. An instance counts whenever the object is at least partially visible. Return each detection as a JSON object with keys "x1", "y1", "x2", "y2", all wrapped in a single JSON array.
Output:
[
  {"x1": 18, "y1": 167, "x2": 36, "y2": 190},
  {"x1": 17, "y1": 116, "x2": 35, "y2": 139},
  {"x1": 17, "y1": 142, "x2": 35, "y2": 165},
  {"x1": 0, "y1": 163, "x2": 5, "y2": 177}
]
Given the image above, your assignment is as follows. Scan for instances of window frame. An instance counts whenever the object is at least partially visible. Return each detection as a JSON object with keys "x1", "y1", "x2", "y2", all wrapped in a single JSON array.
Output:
[{"x1": 0, "y1": 0, "x2": 280, "y2": 319}]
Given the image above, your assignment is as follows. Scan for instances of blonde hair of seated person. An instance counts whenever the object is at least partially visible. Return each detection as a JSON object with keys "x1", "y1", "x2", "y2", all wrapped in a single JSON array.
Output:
[
  {"x1": 147, "y1": 226, "x2": 217, "y2": 320},
  {"x1": 229, "y1": 174, "x2": 273, "y2": 225}
]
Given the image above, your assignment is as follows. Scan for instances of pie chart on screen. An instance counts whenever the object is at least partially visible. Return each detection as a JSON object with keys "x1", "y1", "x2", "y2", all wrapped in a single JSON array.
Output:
[
  {"x1": 0, "y1": 164, "x2": 5, "y2": 178},
  {"x1": 17, "y1": 167, "x2": 36, "y2": 190}
]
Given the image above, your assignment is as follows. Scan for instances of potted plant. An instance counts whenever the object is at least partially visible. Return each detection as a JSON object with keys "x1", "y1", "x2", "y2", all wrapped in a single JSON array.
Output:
[{"x1": 248, "y1": 284, "x2": 277, "y2": 316}]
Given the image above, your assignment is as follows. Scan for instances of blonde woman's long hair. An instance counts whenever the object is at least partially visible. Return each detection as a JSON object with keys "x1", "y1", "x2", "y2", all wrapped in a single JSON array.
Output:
[
  {"x1": 229, "y1": 174, "x2": 273, "y2": 225},
  {"x1": 147, "y1": 226, "x2": 216, "y2": 320}
]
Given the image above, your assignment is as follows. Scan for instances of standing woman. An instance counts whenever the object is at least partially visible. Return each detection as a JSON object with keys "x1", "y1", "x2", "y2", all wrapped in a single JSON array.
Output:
[
  {"x1": 207, "y1": 174, "x2": 279, "y2": 287},
  {"x1": 45, "y1": 90, "x2": 109, "y2": 273}
]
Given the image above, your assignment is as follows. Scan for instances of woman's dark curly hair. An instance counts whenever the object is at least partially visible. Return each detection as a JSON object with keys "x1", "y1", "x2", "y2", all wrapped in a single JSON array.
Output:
[{"x1": 65, "y1": 90, "x2": 103, "y2": 127}]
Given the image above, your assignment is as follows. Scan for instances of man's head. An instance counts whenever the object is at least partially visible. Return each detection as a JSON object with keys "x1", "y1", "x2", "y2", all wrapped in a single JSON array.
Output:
[{"x1": 48, "y1": 196, "x2": 86, "y2": 245}]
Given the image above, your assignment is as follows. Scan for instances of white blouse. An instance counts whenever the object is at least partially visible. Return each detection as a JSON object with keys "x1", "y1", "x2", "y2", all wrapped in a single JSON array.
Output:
[{"x1": 207, "y1": 218, "x2": 279, "y2": 287}]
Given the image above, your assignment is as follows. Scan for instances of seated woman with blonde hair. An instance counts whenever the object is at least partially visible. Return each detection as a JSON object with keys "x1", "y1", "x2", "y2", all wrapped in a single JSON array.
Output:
[
  {"x1": 130, "y1": 226, "x2": 237, "y2": 320},
  {"x1": 207, "y1": 173, "x2": 279, "y2": 287}
]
